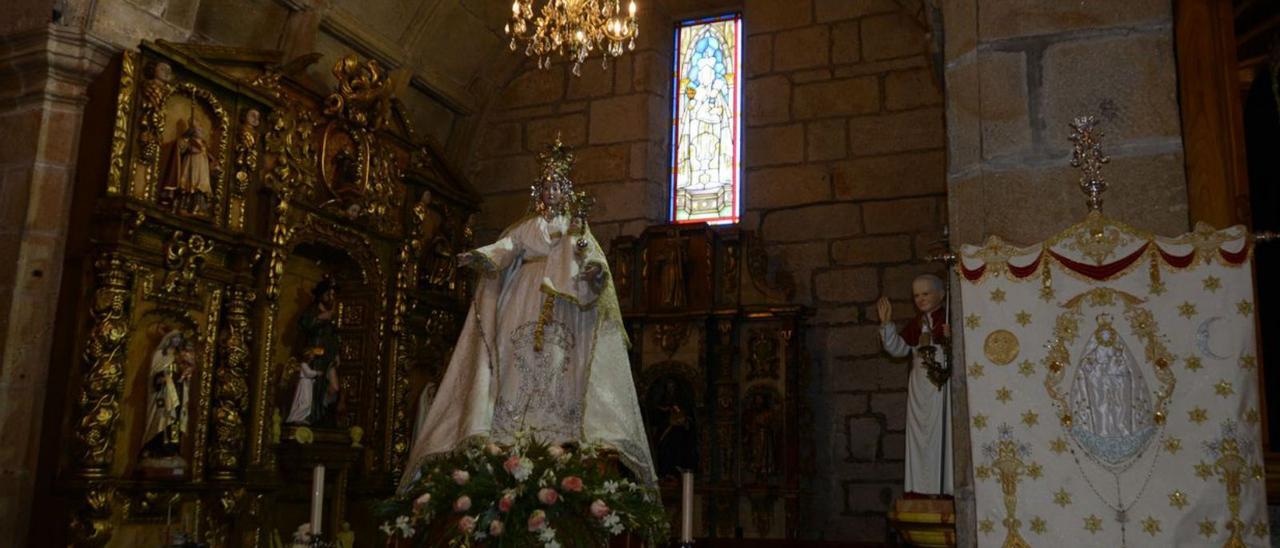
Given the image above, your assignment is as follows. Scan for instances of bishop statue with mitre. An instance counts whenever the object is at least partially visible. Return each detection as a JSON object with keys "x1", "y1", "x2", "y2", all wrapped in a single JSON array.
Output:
[{"x1": 401, "y1": 139, "x2": 656, "y2": 488}]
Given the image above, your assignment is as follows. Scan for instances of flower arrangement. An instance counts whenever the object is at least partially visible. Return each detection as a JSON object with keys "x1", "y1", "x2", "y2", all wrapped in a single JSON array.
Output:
[{"x1": 379, "y1": 434, "x2": 667, "y2": 547}]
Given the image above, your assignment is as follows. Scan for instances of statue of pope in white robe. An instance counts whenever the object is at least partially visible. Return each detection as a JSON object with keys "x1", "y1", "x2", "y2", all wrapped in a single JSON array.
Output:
[{"x1": 400, "y1": 142, "x2": 656, "y2": 489}]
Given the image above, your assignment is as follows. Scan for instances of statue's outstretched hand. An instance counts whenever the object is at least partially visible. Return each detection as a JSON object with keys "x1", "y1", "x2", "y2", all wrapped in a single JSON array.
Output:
[{"x1": 876, "y1": 296, "x2": 893, "y2": 325}]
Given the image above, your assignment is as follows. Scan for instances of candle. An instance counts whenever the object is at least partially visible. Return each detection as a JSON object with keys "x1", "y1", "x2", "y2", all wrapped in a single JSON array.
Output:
[
  {"x1": 680, "y1": 471, "x2": 694, "y2": 543},
  {"x1": 311, "y1": 464, "x2": 326, "y2": 539}
]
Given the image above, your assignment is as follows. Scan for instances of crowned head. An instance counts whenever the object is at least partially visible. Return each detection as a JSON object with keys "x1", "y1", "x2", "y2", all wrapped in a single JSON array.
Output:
[{"x1": 530, "y1": 135, "x2": 591, "y2": 221}]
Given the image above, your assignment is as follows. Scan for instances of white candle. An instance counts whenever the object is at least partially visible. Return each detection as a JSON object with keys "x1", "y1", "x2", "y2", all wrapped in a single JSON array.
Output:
[
  {"x1": 311, "y1": 464, "x2": 326, "y2": 538},
  {"x1": 680, "y1": 471, "x2": 694, "y2": 543}
]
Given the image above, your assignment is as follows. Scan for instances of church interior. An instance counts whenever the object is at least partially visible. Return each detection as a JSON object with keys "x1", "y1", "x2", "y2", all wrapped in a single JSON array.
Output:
[{"x1": 2, "y1": 0, "x2": 1279, "y2": 546}]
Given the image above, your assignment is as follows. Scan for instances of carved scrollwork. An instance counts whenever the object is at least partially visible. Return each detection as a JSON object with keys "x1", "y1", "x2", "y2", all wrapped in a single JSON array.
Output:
[
  {"x1": 210, "y1": 285, "x2": 255, "y2": 478},
  {"x1": 233, "y1": 109, "x2": 261, "y2": 196},
  {"x1": 654, "y1": 322, "x2": 690, "y2": 357},
  {"x1": 158, "y1": 231, "x2": 213, "y2": 299},
  {"x1": 325, "y1": 55, "x2": 397, "y2": 131},
  {"x1": 107, "y1": 51, "x2": 137, "y2": 195},
  {"x1": 70, "y1": 487, "x2": 116, "y2": 547},
  {"x1": 75, "y1": 252, "x2": 136, "y2": 477}
]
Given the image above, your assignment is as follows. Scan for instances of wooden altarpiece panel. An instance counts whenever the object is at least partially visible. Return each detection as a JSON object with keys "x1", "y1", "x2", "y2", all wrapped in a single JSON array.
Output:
[
  {"x1": 610, "y1": 223, "x2": 811, "y2": 540},
  {"x1": 38, "y1": 41, "x2": 478, "y2": 548}
]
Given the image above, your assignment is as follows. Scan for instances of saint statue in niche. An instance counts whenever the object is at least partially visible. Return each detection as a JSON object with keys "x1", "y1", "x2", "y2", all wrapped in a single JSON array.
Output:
[
  {"x1": 139, "y1": 329, "x2": 198, "y2": 476},
  {"x1": 162, "y1": 120, "x2": 213, "y2": 217},
  {"x1": 647, "y1": 375, "x2": 698, "y2": 480},
  {"x1": 286, "y1": 276, "x2": 342, "y2": 426},
  {"x1": 877, "y1": 274, "x2": 953, "y2": 495},
  {"x1": 744, "y1": 390, "x2": 778, "y2": 480}
]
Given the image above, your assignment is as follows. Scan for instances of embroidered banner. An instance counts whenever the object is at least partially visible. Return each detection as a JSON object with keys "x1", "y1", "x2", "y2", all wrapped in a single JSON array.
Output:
[{"x1": 958, "y1": 212, "x2": 1269, "y2": 546}]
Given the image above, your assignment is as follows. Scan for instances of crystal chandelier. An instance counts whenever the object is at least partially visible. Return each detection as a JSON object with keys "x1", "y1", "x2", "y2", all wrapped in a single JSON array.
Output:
[{"x1": 505, "y1": 0, "x2": 640, "y2": 76}]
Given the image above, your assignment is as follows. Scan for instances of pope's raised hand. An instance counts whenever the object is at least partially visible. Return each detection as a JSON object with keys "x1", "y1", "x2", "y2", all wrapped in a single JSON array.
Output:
[{"x1": 876, "y1": 296, "x2": 893, "y2": 325}]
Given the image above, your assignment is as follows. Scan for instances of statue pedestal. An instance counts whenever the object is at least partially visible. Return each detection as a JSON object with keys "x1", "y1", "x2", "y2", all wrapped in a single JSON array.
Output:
[{"x1": 887, "y1": 496, "x2": 956, "y2": 547}]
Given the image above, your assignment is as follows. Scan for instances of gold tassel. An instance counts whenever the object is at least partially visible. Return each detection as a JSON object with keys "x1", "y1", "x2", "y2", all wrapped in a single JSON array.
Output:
[
  {"x1": 1148, "y1": 248, "x2": 1166, "y2": 295},
  {"x1": 1039, "y1": 251, "x2": 1054, "y2": 302},
  {"x1": 534, "y1": 293, "x2": 555, "y2": 352}
]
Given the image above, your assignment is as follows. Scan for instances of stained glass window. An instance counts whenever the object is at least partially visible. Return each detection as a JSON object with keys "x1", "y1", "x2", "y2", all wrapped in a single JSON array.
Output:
[{"x1": 670, "y1": 14, "x2": 742, "y2": 224}]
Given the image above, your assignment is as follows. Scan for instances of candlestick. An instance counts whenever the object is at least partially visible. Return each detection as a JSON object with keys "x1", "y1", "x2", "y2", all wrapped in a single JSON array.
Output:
[
  {"x1": 680, "y1": 471, "x2": 694, "y2": 544},
  {"x1": 311, "y1": 464, "x2": 326, "y2": 539}
]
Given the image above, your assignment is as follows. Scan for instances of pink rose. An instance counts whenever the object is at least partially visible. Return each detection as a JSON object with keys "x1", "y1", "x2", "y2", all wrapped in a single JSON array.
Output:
[
  {"x1": 527, "y1": 509, "x2": 547, "y2": 531},
  {"x1": 452, "y1": 469, "x2": 470, "y2": 485},
  {"x1": 504, "y1": 455, "x2": 532, "y2": 480},
  {"x1": 453, "y1": 495, "x2": 471, "y2": 512},
  {"x1": 458, "y1": 515, "x2": 476, "y2": 533},
  {"x1": 498, "y1": 493, "x2": 515, "y2": 513},
  {"x1": 560, "y1": 476, "x2": 584, "y2": 493},
  {"x1": 489, "y1": 519, "x2": 505, "y2": 536},
  {"x1": 547, "y1": 445, "x2": 565, "y2": 459},
  {"x1": 412, "y1": 493, "x2": 431, "y2": 513},
  {"x1": 590, "y1": 499, "x2": 610, "y2": 519},
  {"x1": 537, "y1": 487, "x2": 559, "y2": 505}
]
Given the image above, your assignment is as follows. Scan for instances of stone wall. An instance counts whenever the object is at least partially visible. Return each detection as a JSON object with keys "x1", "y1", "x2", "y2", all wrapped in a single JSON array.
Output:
[
  {"x1": 944, "y1": 0, "x2": 1187, "y2": 245},
  {"x1": 466, "y1": 0, "x2": 947, "y2": 541}
]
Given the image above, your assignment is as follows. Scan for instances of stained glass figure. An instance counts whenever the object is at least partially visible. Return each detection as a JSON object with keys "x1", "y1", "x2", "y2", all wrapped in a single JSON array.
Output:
[{"x1": 670, "y1": 14, "x2": 741, "y2": 224}]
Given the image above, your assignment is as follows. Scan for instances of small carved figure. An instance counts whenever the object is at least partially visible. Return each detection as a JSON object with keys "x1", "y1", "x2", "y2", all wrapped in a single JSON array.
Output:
[
  {"x1": 140, "y1": 330, "x2": 198, "y2": 475},
  {"x1": 744, "y1": 391, "x2": 778, "y2": 480},
  {"x1": 162, "y1": 123, "x2": 213, "y2": 215},
  {"x1": 288, "y1": 277, "x2": 342, "y2": 426}
]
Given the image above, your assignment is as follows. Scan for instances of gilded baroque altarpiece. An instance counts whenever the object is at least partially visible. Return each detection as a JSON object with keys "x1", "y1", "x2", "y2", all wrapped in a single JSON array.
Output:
[
  {"x1": 46, "y1": 41, "x2": 478, "y2": 547},
  {"x1": 958, "y1": 212, "x2": 1269, "y2": 547}
]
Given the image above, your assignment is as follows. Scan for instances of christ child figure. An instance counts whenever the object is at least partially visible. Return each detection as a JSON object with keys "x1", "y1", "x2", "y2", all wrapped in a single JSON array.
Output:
[{"x1": 876, "y1": 274, "x2": 953, "y2": 495}]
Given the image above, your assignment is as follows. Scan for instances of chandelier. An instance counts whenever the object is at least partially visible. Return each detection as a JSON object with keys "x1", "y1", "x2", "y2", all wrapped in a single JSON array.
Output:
[{"x1": 505, "y1": 0, "x2": 640, "y2": 76}]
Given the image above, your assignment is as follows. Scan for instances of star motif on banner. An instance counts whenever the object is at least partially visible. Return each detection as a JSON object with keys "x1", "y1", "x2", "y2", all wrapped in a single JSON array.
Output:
[
  {"x1": 1237, "y1": 300, "x2": 1254, "y2": 316},
  {"x1": 1240, "y1": 355, "x2": 1257, "y2": 369},
  {"x1": 1251, "y1": 464, "x2": 1264, "y2": 480},
  {"x1": 1215, "y1": 380, "x2": 1235, "y2": 397},
  {"x1": 979, "y1": 519, "x2": 994, "y2": 534},
  {"x1": 1178, "y1": 302, "x2": 1198, "y2": 318},
  {"x1": 1053, "y1": 488, "x2": 1072, "y2": 507},
  {"x1": 968, "y1": 363, "x2": 984, "y2": 378},
  {"x1": 1168, "y1": 490, "x2": 1188, "y2": 510},
  {"x1": 1202, "y1": 276, "x2": 1221, "y2": 292},
  {"x1": 1189, "y1": 407, "x2": 1208, "y2": 424},
  {"x1": 975, "y1": 465, "x2": 991, "y2": 480},
  {"x1": 1141, "y1": 516, "x2": 1161, "y2": 536},
  {"x1": 1015, "y1": 310, "x2": 1032, "y2": 326},
  {"x1": 1199, "y1": 520, "x2": 1217, "y2": 538},
  {"x1": 965, "y1": 313, "x2": 981, "y2": 329},
  {"x1": 1029, "y1": 516, "x2": 1047, "y2": 534},
  {"x1": 1253, "y1": 520, "x2": 1269, "y2": 538},
  {"x1": 1185, "y1": 355, "x2": 1203, "y2": 371},
  {"x1": 995, "y1": 387, "x2": 1013, "y2": 403},
  {"x1": 1163, "y1": 437, "x2": 1182, "y2": 455},
  {"x1": 1021, "y1": 410, "x2": 1039, "y2": 427},
  {"x1": 991, "y1": 288, "x2": 1007, "y2": 303},
  {"x1": 1083, "y1": 515, "x2": 1103, "y2": 534},
  {"x1": 1247, "y1": 408, "x2": 1260, "y2": 425},
  {"x1": 973, "y1": 414, "x2": 989, "y2": 429},
  {"x1": 1194, "y1": 461, "x2": 1214, "y2": 480},
  {"x1": 1027, "y1": 462, "x2": 1043, "y2": 479},
  {"x1": 1049, "y1": 438, "x2": 1069, "y2": 455},
  {"x1": 1018, "y1": 360, "x2": 1036, "y2": 377}
]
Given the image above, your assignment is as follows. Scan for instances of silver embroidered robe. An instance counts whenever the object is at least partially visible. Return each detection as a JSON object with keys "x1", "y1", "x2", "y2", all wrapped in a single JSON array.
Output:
[{"x1": 400, "y1": 214, "x2": 656, "y2": 488}]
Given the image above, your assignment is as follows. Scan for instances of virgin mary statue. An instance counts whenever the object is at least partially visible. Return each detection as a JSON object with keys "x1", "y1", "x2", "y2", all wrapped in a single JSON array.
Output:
[{"x1": 400, "y1": 139, "x2": 657, "y2": 488}]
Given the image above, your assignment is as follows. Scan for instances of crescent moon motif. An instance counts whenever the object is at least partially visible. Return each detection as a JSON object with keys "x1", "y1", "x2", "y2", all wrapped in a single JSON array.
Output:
[{"x1": 1195, "y1": 316, "x2": 1232, "y2": 361}]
